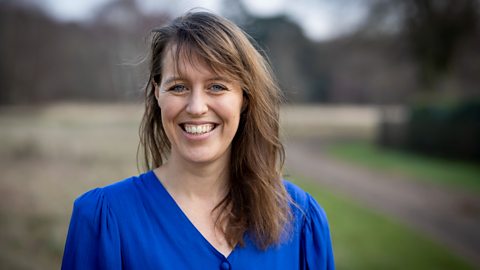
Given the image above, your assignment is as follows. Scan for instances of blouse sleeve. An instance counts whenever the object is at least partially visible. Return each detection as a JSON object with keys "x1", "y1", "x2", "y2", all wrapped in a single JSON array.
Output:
[
  {"x1": 301, "y1": 193, "x2": 335, "y2": 270},
  {"x1": 62, "y1": 188, "x2": 121, "y2": 270}
]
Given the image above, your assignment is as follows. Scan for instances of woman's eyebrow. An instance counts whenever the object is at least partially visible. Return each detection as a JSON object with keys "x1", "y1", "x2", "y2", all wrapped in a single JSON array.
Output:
[
  {"x1": 161, "y1": 76, "x2": 184, "y2": 85},
  {"x1": 207, "y1": 76, "x2": 233, "y2": 83},
  {"x1": 162, "y1": 76, "x2": 233, "y2": 85}
]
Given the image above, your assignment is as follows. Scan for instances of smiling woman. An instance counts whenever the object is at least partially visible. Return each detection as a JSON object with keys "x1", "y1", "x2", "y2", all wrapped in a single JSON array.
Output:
[
  {"x1": 154, "y1": 48, "x2": 244, "y2": 165},
  {"x1": 61, "y1": 11, "x2": 334, "y2": 270}
]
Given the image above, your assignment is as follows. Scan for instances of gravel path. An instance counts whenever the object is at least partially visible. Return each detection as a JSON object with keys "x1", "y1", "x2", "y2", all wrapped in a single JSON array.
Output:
[{"x1": 285, "y1": 139, "x2": 480, "y2": 267}]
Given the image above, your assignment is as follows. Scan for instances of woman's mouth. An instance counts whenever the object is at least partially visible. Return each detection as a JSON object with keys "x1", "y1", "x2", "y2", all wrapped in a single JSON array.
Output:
[{"x1": 180, "y1": 123, "x2": 217, "y2": 135}]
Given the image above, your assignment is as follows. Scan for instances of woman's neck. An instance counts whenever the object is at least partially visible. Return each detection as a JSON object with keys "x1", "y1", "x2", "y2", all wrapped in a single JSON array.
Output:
[{"x1": 155, "y1": 152, "x2": 230, "y2": 203}]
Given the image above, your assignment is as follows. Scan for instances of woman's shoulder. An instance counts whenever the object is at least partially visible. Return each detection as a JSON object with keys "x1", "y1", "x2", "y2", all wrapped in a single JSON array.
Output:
[
  {"x1": 282, "y1": 179, "x2": 329, "y2": 223},
  {"x1": 282, "y1": 180, "x2": 335, "y2": 268},
  {"x1": 282, "y1": 179, "x2": 311, "y2": 210},
  {"x1": 283, "y1": 179, "x2": 333, "y2": 259},
  {"x1": 73, "y1": 172, "x2": 150, "y2": 215}
]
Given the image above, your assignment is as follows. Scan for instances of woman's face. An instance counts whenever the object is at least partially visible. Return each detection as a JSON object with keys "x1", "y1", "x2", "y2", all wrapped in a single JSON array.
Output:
[{"x1": 155, "y1": 48, "x2": 244, "y2": 165}]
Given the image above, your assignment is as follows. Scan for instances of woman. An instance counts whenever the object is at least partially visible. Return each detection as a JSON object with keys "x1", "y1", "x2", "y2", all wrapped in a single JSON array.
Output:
[{"x1": 62, "y1": 11, "x2": 334, "y2": 270}]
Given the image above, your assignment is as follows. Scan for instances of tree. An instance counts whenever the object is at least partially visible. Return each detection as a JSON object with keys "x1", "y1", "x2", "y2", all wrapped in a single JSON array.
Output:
[{"x1": 365, "y1": 0, "x2": 479, "y2": 93}]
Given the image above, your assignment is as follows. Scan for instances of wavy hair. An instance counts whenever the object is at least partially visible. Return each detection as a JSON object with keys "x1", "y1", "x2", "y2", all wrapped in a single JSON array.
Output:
[{"x1": 138, "y1": 11, "x2": 291, "y2": 249}]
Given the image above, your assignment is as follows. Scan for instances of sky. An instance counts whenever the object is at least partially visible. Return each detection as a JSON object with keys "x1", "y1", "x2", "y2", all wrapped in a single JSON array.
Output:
[{"x1": 34, "y1": 0, "x2": 368, "y2": 41}]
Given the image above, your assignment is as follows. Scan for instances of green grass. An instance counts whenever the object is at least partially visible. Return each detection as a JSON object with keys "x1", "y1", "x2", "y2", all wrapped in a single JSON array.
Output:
[
  {"x1": 292, "y1": 177, "x2": 473, "y2": 270},
  {"x1": 325, "y1": 141, "x2": 480, "y2": 193}
]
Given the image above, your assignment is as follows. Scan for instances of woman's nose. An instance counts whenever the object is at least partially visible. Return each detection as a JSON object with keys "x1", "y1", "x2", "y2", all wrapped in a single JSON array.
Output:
[{"x1": 186, "y1": 89, "x2": 208, "y2": 115}]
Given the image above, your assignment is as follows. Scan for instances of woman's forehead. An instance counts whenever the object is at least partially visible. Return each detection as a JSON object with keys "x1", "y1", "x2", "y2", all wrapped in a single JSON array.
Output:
[
  {"x1": 162, "y1": 46, "x2": 211, "y2": 74},
  {"x1": 161, "y1": 44, "x2": 238, "y2": 82}
]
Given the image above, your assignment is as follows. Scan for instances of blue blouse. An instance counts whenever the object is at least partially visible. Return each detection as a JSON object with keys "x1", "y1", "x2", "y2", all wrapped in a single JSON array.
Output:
[{"x1": 62, "y1": 171, "x2": 334, "y2": 269}]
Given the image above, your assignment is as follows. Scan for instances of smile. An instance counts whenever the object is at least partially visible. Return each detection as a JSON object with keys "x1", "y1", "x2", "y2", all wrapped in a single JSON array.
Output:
[{"x1": 181, "y1": 123, "x2": 217, "y2": 135}]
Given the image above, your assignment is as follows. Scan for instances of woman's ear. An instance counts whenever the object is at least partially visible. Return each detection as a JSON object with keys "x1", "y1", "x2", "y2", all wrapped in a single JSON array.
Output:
[
  {"x1": 153, "y1": 81, "x2": 160, "y2": 100},
  {"x1": 241, "y1": 93, "x2": 249, "y2": 113}
]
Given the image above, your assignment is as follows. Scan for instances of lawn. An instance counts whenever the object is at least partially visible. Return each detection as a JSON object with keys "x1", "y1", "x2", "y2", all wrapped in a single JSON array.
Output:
[
  {"x1": 325, "y1": 141, "x2": 480, "y2": 193},
  {"x1": 292, "y1": 177, "x2": 473, "y2": 270}
]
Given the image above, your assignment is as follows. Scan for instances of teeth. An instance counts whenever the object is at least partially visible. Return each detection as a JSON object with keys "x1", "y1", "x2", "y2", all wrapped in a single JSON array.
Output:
[{"x1": 184, "y1": 124, "x2": 214, "y2": 135}]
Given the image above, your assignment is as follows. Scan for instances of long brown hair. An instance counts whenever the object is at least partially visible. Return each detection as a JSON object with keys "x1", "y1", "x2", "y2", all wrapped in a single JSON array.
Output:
[{"x1": 138, "y1": 11, "x2": 291, "y2": 249}]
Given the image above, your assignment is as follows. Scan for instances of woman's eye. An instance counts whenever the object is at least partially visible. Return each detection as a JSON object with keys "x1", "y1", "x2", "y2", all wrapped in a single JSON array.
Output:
[
  {"x1": 209, "y1": 84, "x2": 227, "y2": 92},
  {"x1": 168, "y1": 84, "x2": 187, "y2": 93}
]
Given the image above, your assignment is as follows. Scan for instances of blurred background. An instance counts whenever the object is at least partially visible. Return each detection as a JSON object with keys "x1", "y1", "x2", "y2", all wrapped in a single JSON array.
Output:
[{"x1": 1, "y1": 0, "x2": 479, "y2": 269}]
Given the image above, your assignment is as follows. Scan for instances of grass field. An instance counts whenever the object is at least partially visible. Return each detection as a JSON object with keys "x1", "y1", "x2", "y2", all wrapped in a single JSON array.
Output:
[
  {"x1": 325, "y1": 141, "x2": 480, "y2": 193},
  {"x1": 293, "y1": 178, "x2": 472, "y2": 270},
  {"x1": 0, "y1": 104, "x2": 142, "y2": 269},
  {"x1": 0, "y1": 103, "x2": 473, "y2": 269}
]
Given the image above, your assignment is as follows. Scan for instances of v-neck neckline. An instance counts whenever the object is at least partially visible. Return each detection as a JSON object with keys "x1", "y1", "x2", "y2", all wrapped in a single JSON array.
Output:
[{"x1": 147, "y1": 170, "x2": 238, "y2": 260}]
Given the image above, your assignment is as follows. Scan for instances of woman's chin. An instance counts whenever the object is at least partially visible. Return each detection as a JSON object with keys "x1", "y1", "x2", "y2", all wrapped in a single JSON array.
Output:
[{"x1": 179, "y1": 146, "x2": 230, "y2": 165}]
